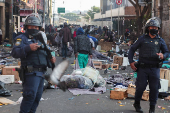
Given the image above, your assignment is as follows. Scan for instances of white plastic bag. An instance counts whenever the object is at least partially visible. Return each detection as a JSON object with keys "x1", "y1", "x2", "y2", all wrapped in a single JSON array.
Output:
[
  {"x1": 87, "y1": 58, "x2": 96, "y2": 69},
  {"x1": 83, "y1": 66, "x2": 99, "y2": 84},
  {"x1": 71, "y1": 69, "x2": 83, "y2": 76},
  {"x1": 95, "y1": 74, "x2": 106, "y2": 87},
  {"x1": 74, "y1": 58, "x2": 80, "y2": 70}
]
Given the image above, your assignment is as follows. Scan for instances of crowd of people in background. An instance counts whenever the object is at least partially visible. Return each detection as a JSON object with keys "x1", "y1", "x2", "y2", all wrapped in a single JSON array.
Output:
[{"x1": 11, "y1": 22, "x2": 138, "y2": 61}]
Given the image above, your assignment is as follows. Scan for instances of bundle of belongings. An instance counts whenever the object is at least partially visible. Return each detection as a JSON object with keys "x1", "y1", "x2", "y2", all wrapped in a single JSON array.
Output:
[
  {"x1": 92, "y1": 50, "x2": 113, "y2": 62},
  {"x1": 107, "y1": 74, "x2": 133, "y2": 87},
  {"x1": 60, "y1": 66, "x2": 106, "y2": 89}
]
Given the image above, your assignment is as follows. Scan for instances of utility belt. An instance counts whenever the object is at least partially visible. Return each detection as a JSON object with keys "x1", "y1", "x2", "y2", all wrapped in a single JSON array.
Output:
[
  {"x1": 15, "y1": 66, "x2": 47, "y2": 82},
  {"x1": 22, "y1": 66, "x2": 47, "y2": 73},
  {"x1": 135, "y1": 62, "x2": 163, "y2": 68}
]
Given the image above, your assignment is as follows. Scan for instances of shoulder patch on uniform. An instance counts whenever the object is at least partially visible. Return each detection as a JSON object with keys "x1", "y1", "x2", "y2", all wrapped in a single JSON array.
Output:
[
  {"x1": 15, "y1": 38, "x2": 22, "y2": 46},
  {"x1": 16, "y1": 38, "x2": 22, "y2": 41},
  {"x1": 15, "y1": 41, "x2": 21, "y2": 46}
]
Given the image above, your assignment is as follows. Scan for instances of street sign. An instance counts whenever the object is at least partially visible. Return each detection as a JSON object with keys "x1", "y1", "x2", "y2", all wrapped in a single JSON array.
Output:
[
  {"x1": 58, "y1": 8, "x2": 65, "y2": 13},
  {"x1": 116, "y1": 0, "x2": 122, "y2": 5}
]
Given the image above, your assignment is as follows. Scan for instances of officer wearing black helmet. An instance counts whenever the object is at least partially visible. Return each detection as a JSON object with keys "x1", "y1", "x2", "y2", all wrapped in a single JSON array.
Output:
[
  {"x1": 128, "y1": 17, "x2": 169, "y2": 113},
  {"x1": 11, "y1": 13, "x2": 56, "y2": 113}
]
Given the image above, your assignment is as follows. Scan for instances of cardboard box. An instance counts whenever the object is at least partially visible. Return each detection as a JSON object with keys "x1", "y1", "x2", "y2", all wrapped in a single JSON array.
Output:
[
  {"x1": 127, "y1": 84, "x2": 149, "y2": 101},
  {"x1": 98, "y1": 42, "x2": 113, "y2": 51},
  {"x1": 160, "y1": 68, "x2": 170, "y2": 87},
  {"x1": 2, "y1": 66, "x2": 20, "y2": 81},
  {"x1": 160, "y1": 68, "x2": 167, "y2": 79},
  {"x1": 18, "y1": 61, "x2": 21, "y2": 66},
  {"x1": 110, "y1": 89, "x2": 128, "y2": 100},
  {"x1": 113, "y1": 56, "x2": 123, "y2": 66},
  {"x1": 0, "y1": 75, "x2": 15, "y2": 84}
]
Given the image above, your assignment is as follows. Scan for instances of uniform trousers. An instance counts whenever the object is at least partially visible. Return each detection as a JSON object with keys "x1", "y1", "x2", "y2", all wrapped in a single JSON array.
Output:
[
  {"x1": 135, "y1": 67, "x2": 160, "y2": 105},
  {"x1": 20, "y1": 73, "x2": 44, "y2": 113}
]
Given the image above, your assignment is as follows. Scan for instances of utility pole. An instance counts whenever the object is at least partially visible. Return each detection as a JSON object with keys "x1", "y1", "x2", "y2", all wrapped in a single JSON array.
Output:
[
  {"x1": 110, "y1": 2, "x2": 113, "y2": 30},
  {"x1": 48, "y1": 0, "x2": 49, "y2": 25},
  {"x1": 35, "y1": 0, "x2": 37, "y2": 14},
  {"x1": 50, "y1": 0, "x2": 52, "y2": 24},
  {"x1": 9, "y1": 0, "x2": 13, "y2": 44},
  {"x1": 43, "y1": 0, "x2": 45, "y2": 28}
]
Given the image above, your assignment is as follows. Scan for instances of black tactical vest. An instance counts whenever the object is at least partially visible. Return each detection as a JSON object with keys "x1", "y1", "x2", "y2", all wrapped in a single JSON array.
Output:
[
  {"x1": 139, "y1": 35, "x2": 160, "y2": 61},
  {"x1": 21, "y1": 34, "x2": 48, "y2": 67}
]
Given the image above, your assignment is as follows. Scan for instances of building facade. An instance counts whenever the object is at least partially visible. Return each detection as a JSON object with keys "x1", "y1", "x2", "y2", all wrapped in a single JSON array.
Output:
[
  {"x1": 0, "y1": 0, "x2": 5, "y2": 41},
  {"x1": 153, "y1": 0, "x2": 170, "y2": 50},
  {"x1": 94, "y1": 0, "x2": 136, "y2": 35}
]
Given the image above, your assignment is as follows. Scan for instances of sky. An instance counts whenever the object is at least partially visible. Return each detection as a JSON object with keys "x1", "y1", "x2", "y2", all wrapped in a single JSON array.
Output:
[{"x1": 54, "y1": 0, "x2": 100, "y2": 12}]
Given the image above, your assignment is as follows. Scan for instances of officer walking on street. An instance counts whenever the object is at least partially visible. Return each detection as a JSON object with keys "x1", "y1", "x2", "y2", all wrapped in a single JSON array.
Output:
[
  {"x1": 128, "y1": 17, "x2": 169, "y2": 113},
  {"x1": 11, "y1": 13, "x2": 56, "y2": 113}
]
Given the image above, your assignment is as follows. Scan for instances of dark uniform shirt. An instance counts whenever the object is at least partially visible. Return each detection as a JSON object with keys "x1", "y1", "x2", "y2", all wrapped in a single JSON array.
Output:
[
  {"x1": 128, "y1": 34, "x2": 169, "y2": 64},
  {"x1": 11, "y1": 33, "x2": 47, "y2": 77}
]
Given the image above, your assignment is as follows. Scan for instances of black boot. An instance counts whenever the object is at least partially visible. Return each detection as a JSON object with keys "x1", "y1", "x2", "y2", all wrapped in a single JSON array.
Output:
[
  {"x1": 149, "y1": 105, "x2": 155, "y2": 113},
  {"x1": 133, "y1": 101, "x2": 143, "y2": 113}
]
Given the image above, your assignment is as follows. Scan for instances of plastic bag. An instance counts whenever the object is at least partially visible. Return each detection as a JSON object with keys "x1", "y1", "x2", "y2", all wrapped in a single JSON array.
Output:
[
  {"x1": 74, "y1": 58, "x2": 80, "y2": 70},
  {"x1": 87, "y1": 58, "x2": 96, "y2": 69},
  {"x1": 95, "y1": 74, "x2": 106, "y2": 87},
  {"x1": 60, "y1": 75, "x2": 93, "y2": 89},
  {"x1": 83, "y1": 66, "x2": 99, "y2": 84},
  {"x1": 82, "y1": 76, "x2": 93, "y2": 89},
  {"x1": 71, "y1": 69, "x2": 83, "y2": 76}
]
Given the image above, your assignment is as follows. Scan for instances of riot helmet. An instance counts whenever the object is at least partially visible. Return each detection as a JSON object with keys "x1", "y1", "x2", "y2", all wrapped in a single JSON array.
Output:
[
  {"x1": 24, "y1": 13, "x2": 42, "y2": 30},
  {"x1": 145, "y1": 17, "x2": 161, "y2": 34}
]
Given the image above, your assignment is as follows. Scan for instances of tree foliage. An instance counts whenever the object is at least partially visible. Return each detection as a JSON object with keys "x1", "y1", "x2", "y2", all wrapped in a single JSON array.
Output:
[
  {"x1": 128, "y1": 0, "x2": 152, "y2": 35},
  {"x1": 61, "y1": 13, "x2": 80, "y2": 21},
  {"x1": 84, "y1": 6, "x2": 100, "y2": 20}
]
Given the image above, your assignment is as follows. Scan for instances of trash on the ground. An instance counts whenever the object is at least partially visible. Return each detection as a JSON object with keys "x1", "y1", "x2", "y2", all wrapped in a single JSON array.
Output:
[
  {"x1": 120, "y1": 105, "x2": 125, "y2": 106},
  {"x1": 106, "y1": 74, "x2": 133, "y2": 86},
  {"x1": 118, "y1": 101, "x2": 122, "y2": 104},
  {"x1": 16, "y1": 97, "x2": 23, "y2": 104},
  {"x1": 16, "y1": 97, "x2": 45, "y2": 104},
  {"x1": 165, "y1": 96, "x2": 170, "y2": 100},
  {"x1": 0, "y1": 75, "x2": 15, "y2": 84},
  {"x1": 0, "y1": 81, "x2": 11, "y2": 96},
  {"x1": 68, "y1": 97, "x2": 75, "y2": 100},
  {"x1": 0, "y1": 97, "x2": 16, "y2": 105}
]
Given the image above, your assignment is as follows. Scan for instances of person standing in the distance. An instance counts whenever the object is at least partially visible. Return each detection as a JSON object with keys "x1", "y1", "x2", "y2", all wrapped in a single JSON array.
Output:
[
  {"x1": 74, "y1": 27, "x2": 92, "y2": 68},
  {"x1": 11, "y1": 14, "x2": 56, "y2": 113},
  {"x1": 59, "y1": 22, "x2": 71, "y2": 60},
  {"x1": 128, "y1": 17, "x2": 169, "y2": 113}
]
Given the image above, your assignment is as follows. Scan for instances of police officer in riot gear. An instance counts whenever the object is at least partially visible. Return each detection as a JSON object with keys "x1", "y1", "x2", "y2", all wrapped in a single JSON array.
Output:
[
  {"x1": 128, "y1": 17, "x2": 169, "y2": 113},
  {"x1": 11, "y1": 13, "x2": 56, "y2": 113}
]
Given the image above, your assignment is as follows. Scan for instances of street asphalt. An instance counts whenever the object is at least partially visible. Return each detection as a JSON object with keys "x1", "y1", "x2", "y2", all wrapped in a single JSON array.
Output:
[{"x1": 0, "y1": 55, "x2": 170, "y2": 113}]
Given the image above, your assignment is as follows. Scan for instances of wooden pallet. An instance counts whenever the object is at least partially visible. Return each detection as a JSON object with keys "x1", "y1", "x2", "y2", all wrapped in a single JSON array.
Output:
[
  {"x1": 92, "y1": 61, "x2": 102, "y2": 69},
  {"x1": 111, "y1": 63, "x2": 119, "y2": 70},
  {"x1": 102, "y1": 64, "x2": 110, "y2": 69}
]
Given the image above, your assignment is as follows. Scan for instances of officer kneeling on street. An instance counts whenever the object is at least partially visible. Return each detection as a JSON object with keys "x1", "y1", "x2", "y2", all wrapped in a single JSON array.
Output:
[
  {"x1": 128, "y1": 17, "x2": 169, "y2": 113},
  {"x1": 11, "y1": 14, "x2": 56, "y2": 113}
]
